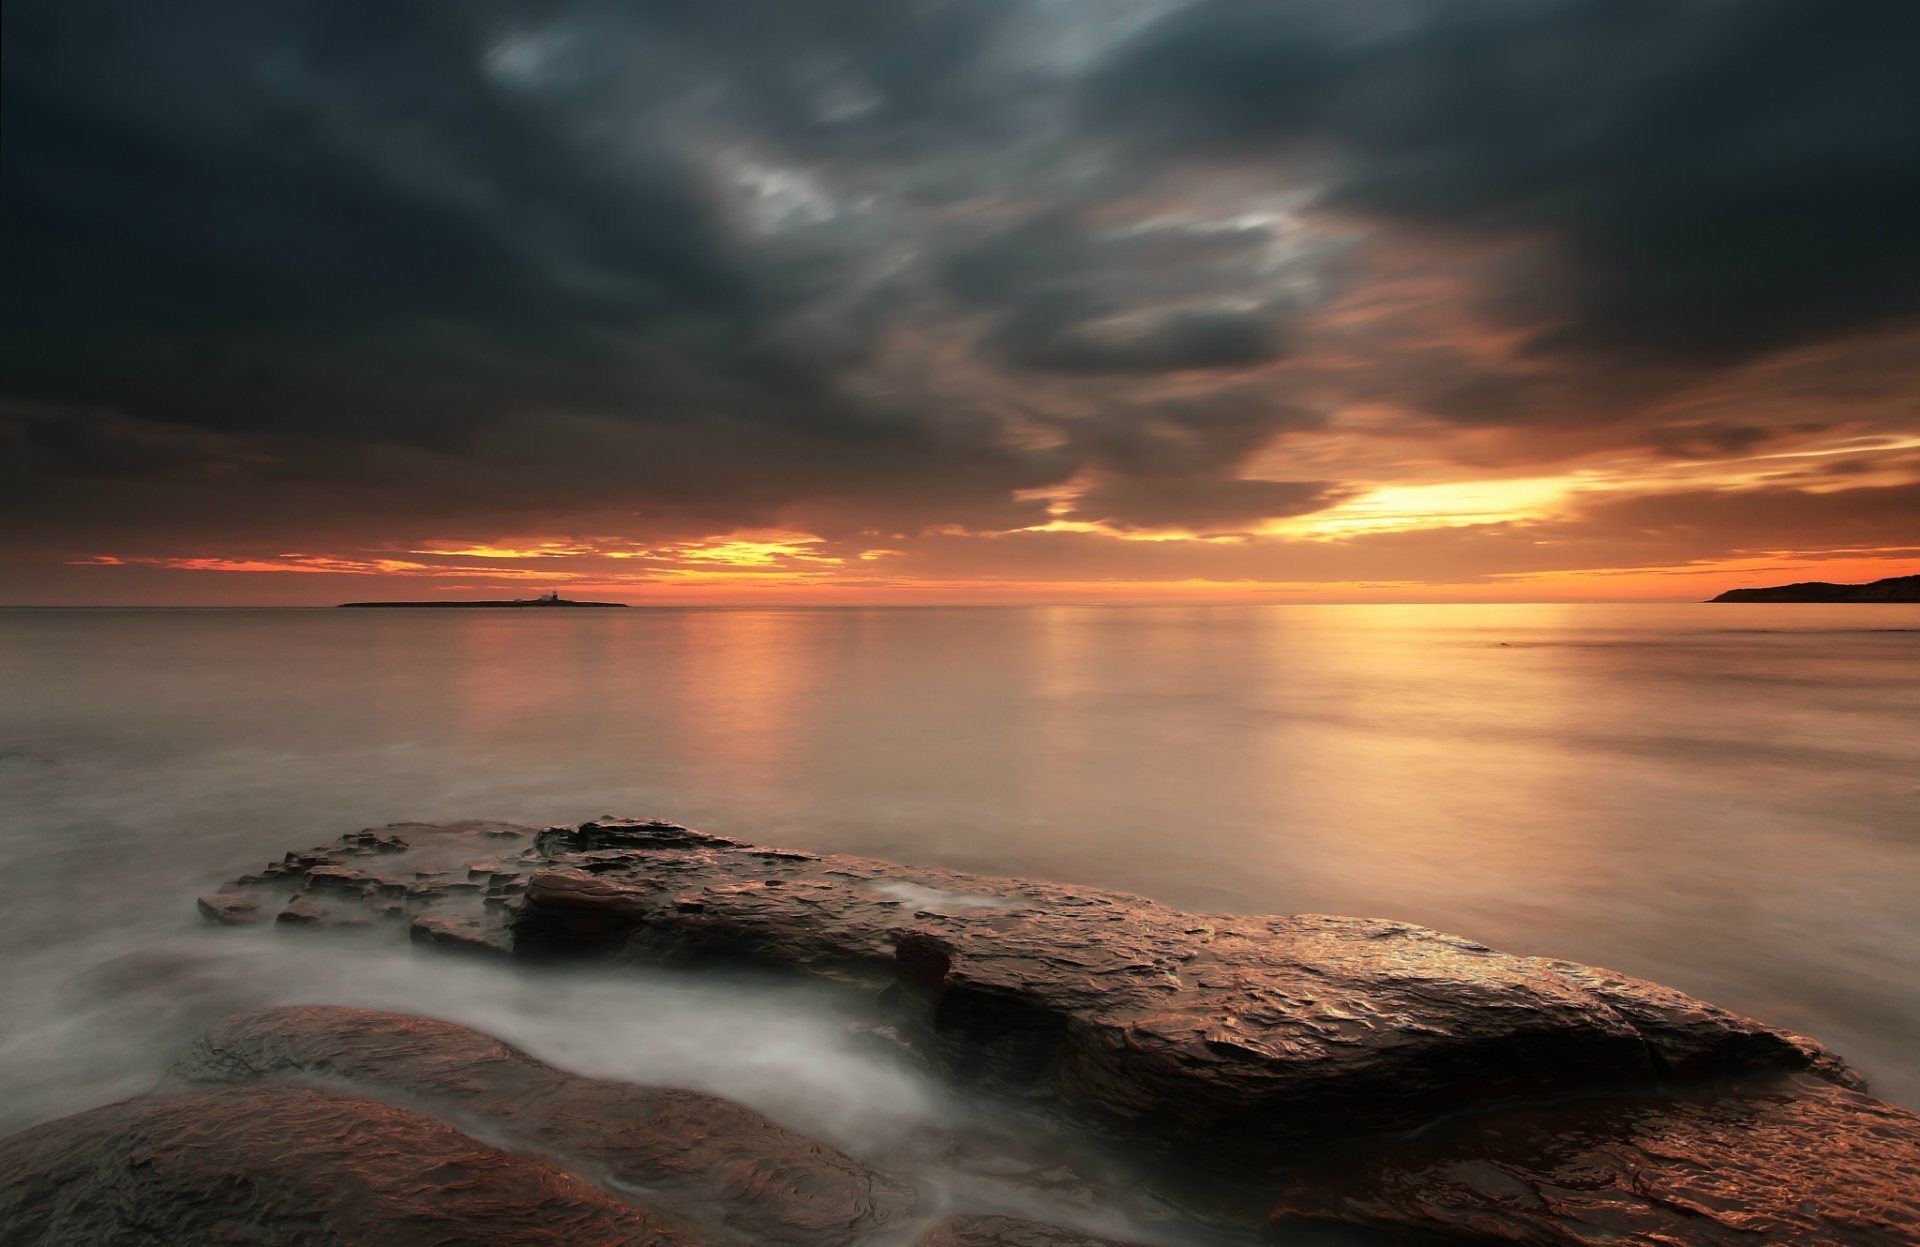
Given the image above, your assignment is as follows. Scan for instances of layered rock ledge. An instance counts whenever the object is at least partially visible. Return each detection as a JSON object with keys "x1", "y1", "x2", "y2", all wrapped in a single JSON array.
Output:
[
  {"x1": 507, "y1": 821, "x2": 1857, "y2": 1153},
  {"x1": 5, "y1": 1005, "x2": 1145, "y2": 1247},
  {"x1": 168, "y1": 815, "x2": 1920, "y2": 1246},
  {"x1": 173, "y1": 1005, "x2": 916, "y2": 1247}
]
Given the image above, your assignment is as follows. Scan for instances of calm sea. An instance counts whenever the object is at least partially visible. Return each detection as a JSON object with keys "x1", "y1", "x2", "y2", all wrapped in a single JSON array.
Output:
[{"x1": 2, "y1": 604, "x2": 1916, "y2": 1236}]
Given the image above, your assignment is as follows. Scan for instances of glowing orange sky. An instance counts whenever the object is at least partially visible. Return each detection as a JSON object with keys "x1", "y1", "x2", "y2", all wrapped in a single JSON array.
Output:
[
  {"x1": 4, "y1": 1, "x2": 1918, "y2": 605},
  {"x1": 25, "y1": 358, "x2": 1920, "y2": 604}
]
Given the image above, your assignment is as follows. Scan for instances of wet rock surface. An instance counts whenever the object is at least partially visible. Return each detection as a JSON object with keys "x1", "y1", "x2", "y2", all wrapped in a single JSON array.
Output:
[
  {"x1": 173, "y1": 1004, "x2": 916, "y2": 1247},
  {"x1": 503, "y1": 820, "x2": 1855, "y2": 1156},
  {"x1": 409, "y1": 912, "x2": 513, "y2": 956},
  {"x1": 1270, "y1": 1076, "x2": 1920, "y2": 1246},
  {"x1": 174, "y1": 815, "x2": 1918, "y2": 1246},
  {"x1": 199, "y1": 818, "x2": 536, "y2": 943},
  {"x1": 915, "y1": 1214, "x2": 1146, "y2": 1247},
  {"x1": 0, "y1": 1083, "x2": 710, "y2": 1246}
]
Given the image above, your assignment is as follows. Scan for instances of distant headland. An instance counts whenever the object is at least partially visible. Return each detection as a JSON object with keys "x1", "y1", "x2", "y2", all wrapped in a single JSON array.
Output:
[
  {"x1": 338, "y1": 590, "x2": 627, "y2": 609},
  {"x1": 1708, "y1": 574, "x2": 1919, "y2": 603}
]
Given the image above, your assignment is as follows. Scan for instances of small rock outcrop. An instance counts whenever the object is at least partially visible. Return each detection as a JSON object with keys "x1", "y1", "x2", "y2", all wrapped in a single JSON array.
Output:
[
  {"x1": 0, "y1": 1083, "x2": 710, "y2": 1246},
  {"x1": 173, "y1": 1004, "x2": 916, "y2": 1247},
  {"x1": 197, "y1": 818, "x2": 535, "y2": 942}
]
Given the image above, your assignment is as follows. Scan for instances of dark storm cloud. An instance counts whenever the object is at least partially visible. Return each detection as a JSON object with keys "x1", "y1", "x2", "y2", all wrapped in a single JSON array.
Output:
[
  {"x1": 1051, "y1": 389, "x2": 1334, "y2": 531},
  {"x1": 1571, "y1": 480, "x2": 1920, "y2": 552},
  {"x1": 990, "y1": 303, "x2": 1282, "y2": 375},
  {"x1": 3, "y1": 405, "x2": 250, "y2": 481},
  {"x1": 592, "y1": 0, "x2": 1028, "y2": 160},
  {"x1": 930, "y1": 205, "x2": 1333, "y2": 525},
  {"x1": 1, "y1": 1, "x2": 757, "y2": 429},
  {"x1": 0, "y1": 401, "x2": 1065, "y2": 561},
  {"x1": 944, "y1": 210, "x2": 1295, "y2": 376},
  {"x1": 1096, "y1": 0, "x2": 1920, "y2": 363},
  {"x1": 3, "y1": 0, "x2": 1916, "y2": 586},
  {"x1": 1642, "y1": 422, "x2": 1778, "y2": 461},
  {"x1": 0, "y1": 0, "x2": 1081, "y2": 542},
  {"x1": 1068, "y1": 389, "x2": 1324, "y2": 480}
]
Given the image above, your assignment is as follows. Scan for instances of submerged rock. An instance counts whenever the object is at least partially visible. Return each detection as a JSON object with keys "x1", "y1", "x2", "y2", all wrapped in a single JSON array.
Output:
[
  {"x1": 0, "y1": 1083, "x2": 709, "y2": 1246},
  {"x1": 173, "y1": 1004, "x2": 917, "y2": 1247},
  {"x1": 194, "y1": 891, "x2": 262, "y2": 925}
]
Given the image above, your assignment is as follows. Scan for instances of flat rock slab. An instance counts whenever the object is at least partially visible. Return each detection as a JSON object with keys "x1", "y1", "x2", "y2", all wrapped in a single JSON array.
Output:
[
  {"x1": 198, "y1": 816, "x2": 1913, "y2": 1244},
  {"x1": 202, "y1": 818, "x2": 1858, "y2": 1151},
  {"x1": 1269, "y1": 1075, "x2": 1920, "y2": 1246},
  {"x1": 199, "y1": 819, "x2": 538, "y2": 938},
  {"x1": 174, "y1": 1004, "x2": 916, "y2": 1247},
  {"x1": 503, "y1": 820, "x2": 1853, "y2": 1158},
  {"x1": 0, "y1": 1083, "x2": 709, "y2": 1246}
]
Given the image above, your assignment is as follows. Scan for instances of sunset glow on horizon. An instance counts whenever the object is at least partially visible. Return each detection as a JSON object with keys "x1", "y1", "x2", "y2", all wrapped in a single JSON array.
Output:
[
  {"x1": 6, "y1": 9, "x2": 1920, "y2": 1246},
  {"x1": 46, "y1": 441, "x2": 1919, "y2": 604},
  {"x1": 5, "y1": 1, "x2": 1917, "y2": 605}
]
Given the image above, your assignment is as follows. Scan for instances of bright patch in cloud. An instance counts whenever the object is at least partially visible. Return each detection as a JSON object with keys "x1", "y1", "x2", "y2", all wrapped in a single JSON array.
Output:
[
  {"x1": 411, "y1": 542, "x2": 600, "y2": 559},
  {"x1": 1282, "y1": 478, "x2": 1575, "y2": 537}
]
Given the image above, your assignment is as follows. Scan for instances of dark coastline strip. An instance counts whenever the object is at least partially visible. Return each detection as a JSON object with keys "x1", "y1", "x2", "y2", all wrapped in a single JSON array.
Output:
[{"x1": 1707, "y1": 573, "x2": 1919, "y2": 602}]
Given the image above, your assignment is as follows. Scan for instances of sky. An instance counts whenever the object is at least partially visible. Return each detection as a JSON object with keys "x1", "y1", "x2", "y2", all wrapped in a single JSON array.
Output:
[{"x1": 3, "y1": 0, "x2": 1917, "y2": 605}]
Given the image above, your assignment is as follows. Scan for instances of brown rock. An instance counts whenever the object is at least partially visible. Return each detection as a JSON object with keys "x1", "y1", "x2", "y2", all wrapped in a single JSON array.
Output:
[
  {"x1": 275, "y1": 893, "x2": 337, "y2": 925},
  {"x1": 0, "y1": 1083, "x2": 710, "y2": 1246},
  {"x1": 535, "y1": 816, "x2": 750, "y2": 855},
  {"x1": 195, "y1": 891, "x2": 263, "y2": 925},
  {"x1": 916, "y1": 1214, "x2": 1147, "y2": 1246},
  {"x1": 198, "y1": 817, "x2": 1913, "y2": 1246},
  {"x1": 205, "y1": 820, "x2": 543, "y2": 936},
  {"x1": 506, "y1": 820, "x2": 1854, "y2": 1159},
  {"x1": 1268, "y1": 1075, "x2": 1920, "y2": 1246},
  {"x1": 173, "y1": 1004, "x2": 917, "y2": 1247},
  {"x1": 409, "y1": 912, "x2": 512, "y2": 957}
]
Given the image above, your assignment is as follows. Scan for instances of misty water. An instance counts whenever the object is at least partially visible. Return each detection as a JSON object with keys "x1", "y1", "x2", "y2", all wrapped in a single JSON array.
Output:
[{"x1": 3, "y1": 603, "x2": 1918, "y2": 1241}]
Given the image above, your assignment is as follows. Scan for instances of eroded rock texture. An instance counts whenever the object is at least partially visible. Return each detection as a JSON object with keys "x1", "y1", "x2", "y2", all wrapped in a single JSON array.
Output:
[
  {"x1": 503, "y1": 820, "x2": 1853, "y2": 1159},
  {"x1": 0, "y1": 1083, "x2": 708, "y2": 1247},
  {"x1": 1269, "y1": 1076, "x2": 1920, "y2": 1246},
  {"x1": 192, "y1": 816, "x2": 1916, "y2": 1246},
  {"x1": 173, "y1": 1004, "x2": 916, "y2": 1247},
  {"x1": 198, "y1": 819, "x2": 535, "y2": 940}
]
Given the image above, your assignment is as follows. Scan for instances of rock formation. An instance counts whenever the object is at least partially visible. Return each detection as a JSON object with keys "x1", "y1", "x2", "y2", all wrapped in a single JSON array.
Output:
[
  {"x1": 1270, "y1": 1075, "x2": 1920, "y2": 1245},
  {"x1": 173, "y1": 1004, "x2": 916, "y2": 1247},
  {"x1": 133, "y1": 815, "x2": 1918, "y2": 1245},
  {"x1": 0, "y1": 1083, "x2": 712, "y2": 1246},
  {"x1": 501, "y1": 820, "x2": 1854, "y2": 1163}
]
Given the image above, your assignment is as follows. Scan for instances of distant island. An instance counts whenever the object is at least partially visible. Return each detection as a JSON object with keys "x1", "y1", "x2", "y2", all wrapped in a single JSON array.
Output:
[
  {"x1": 1708, "y1": 574, "x2": 1919, "y2": 603},
  {"x1": 338, "y1": 590, "x2": 627, "y2": 609}
]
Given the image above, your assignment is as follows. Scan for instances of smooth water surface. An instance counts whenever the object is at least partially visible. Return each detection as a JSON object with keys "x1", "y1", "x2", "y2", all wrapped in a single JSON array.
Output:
[{"x1": 2, "y1": 604, "x2": 1917, "y2": 1234}]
